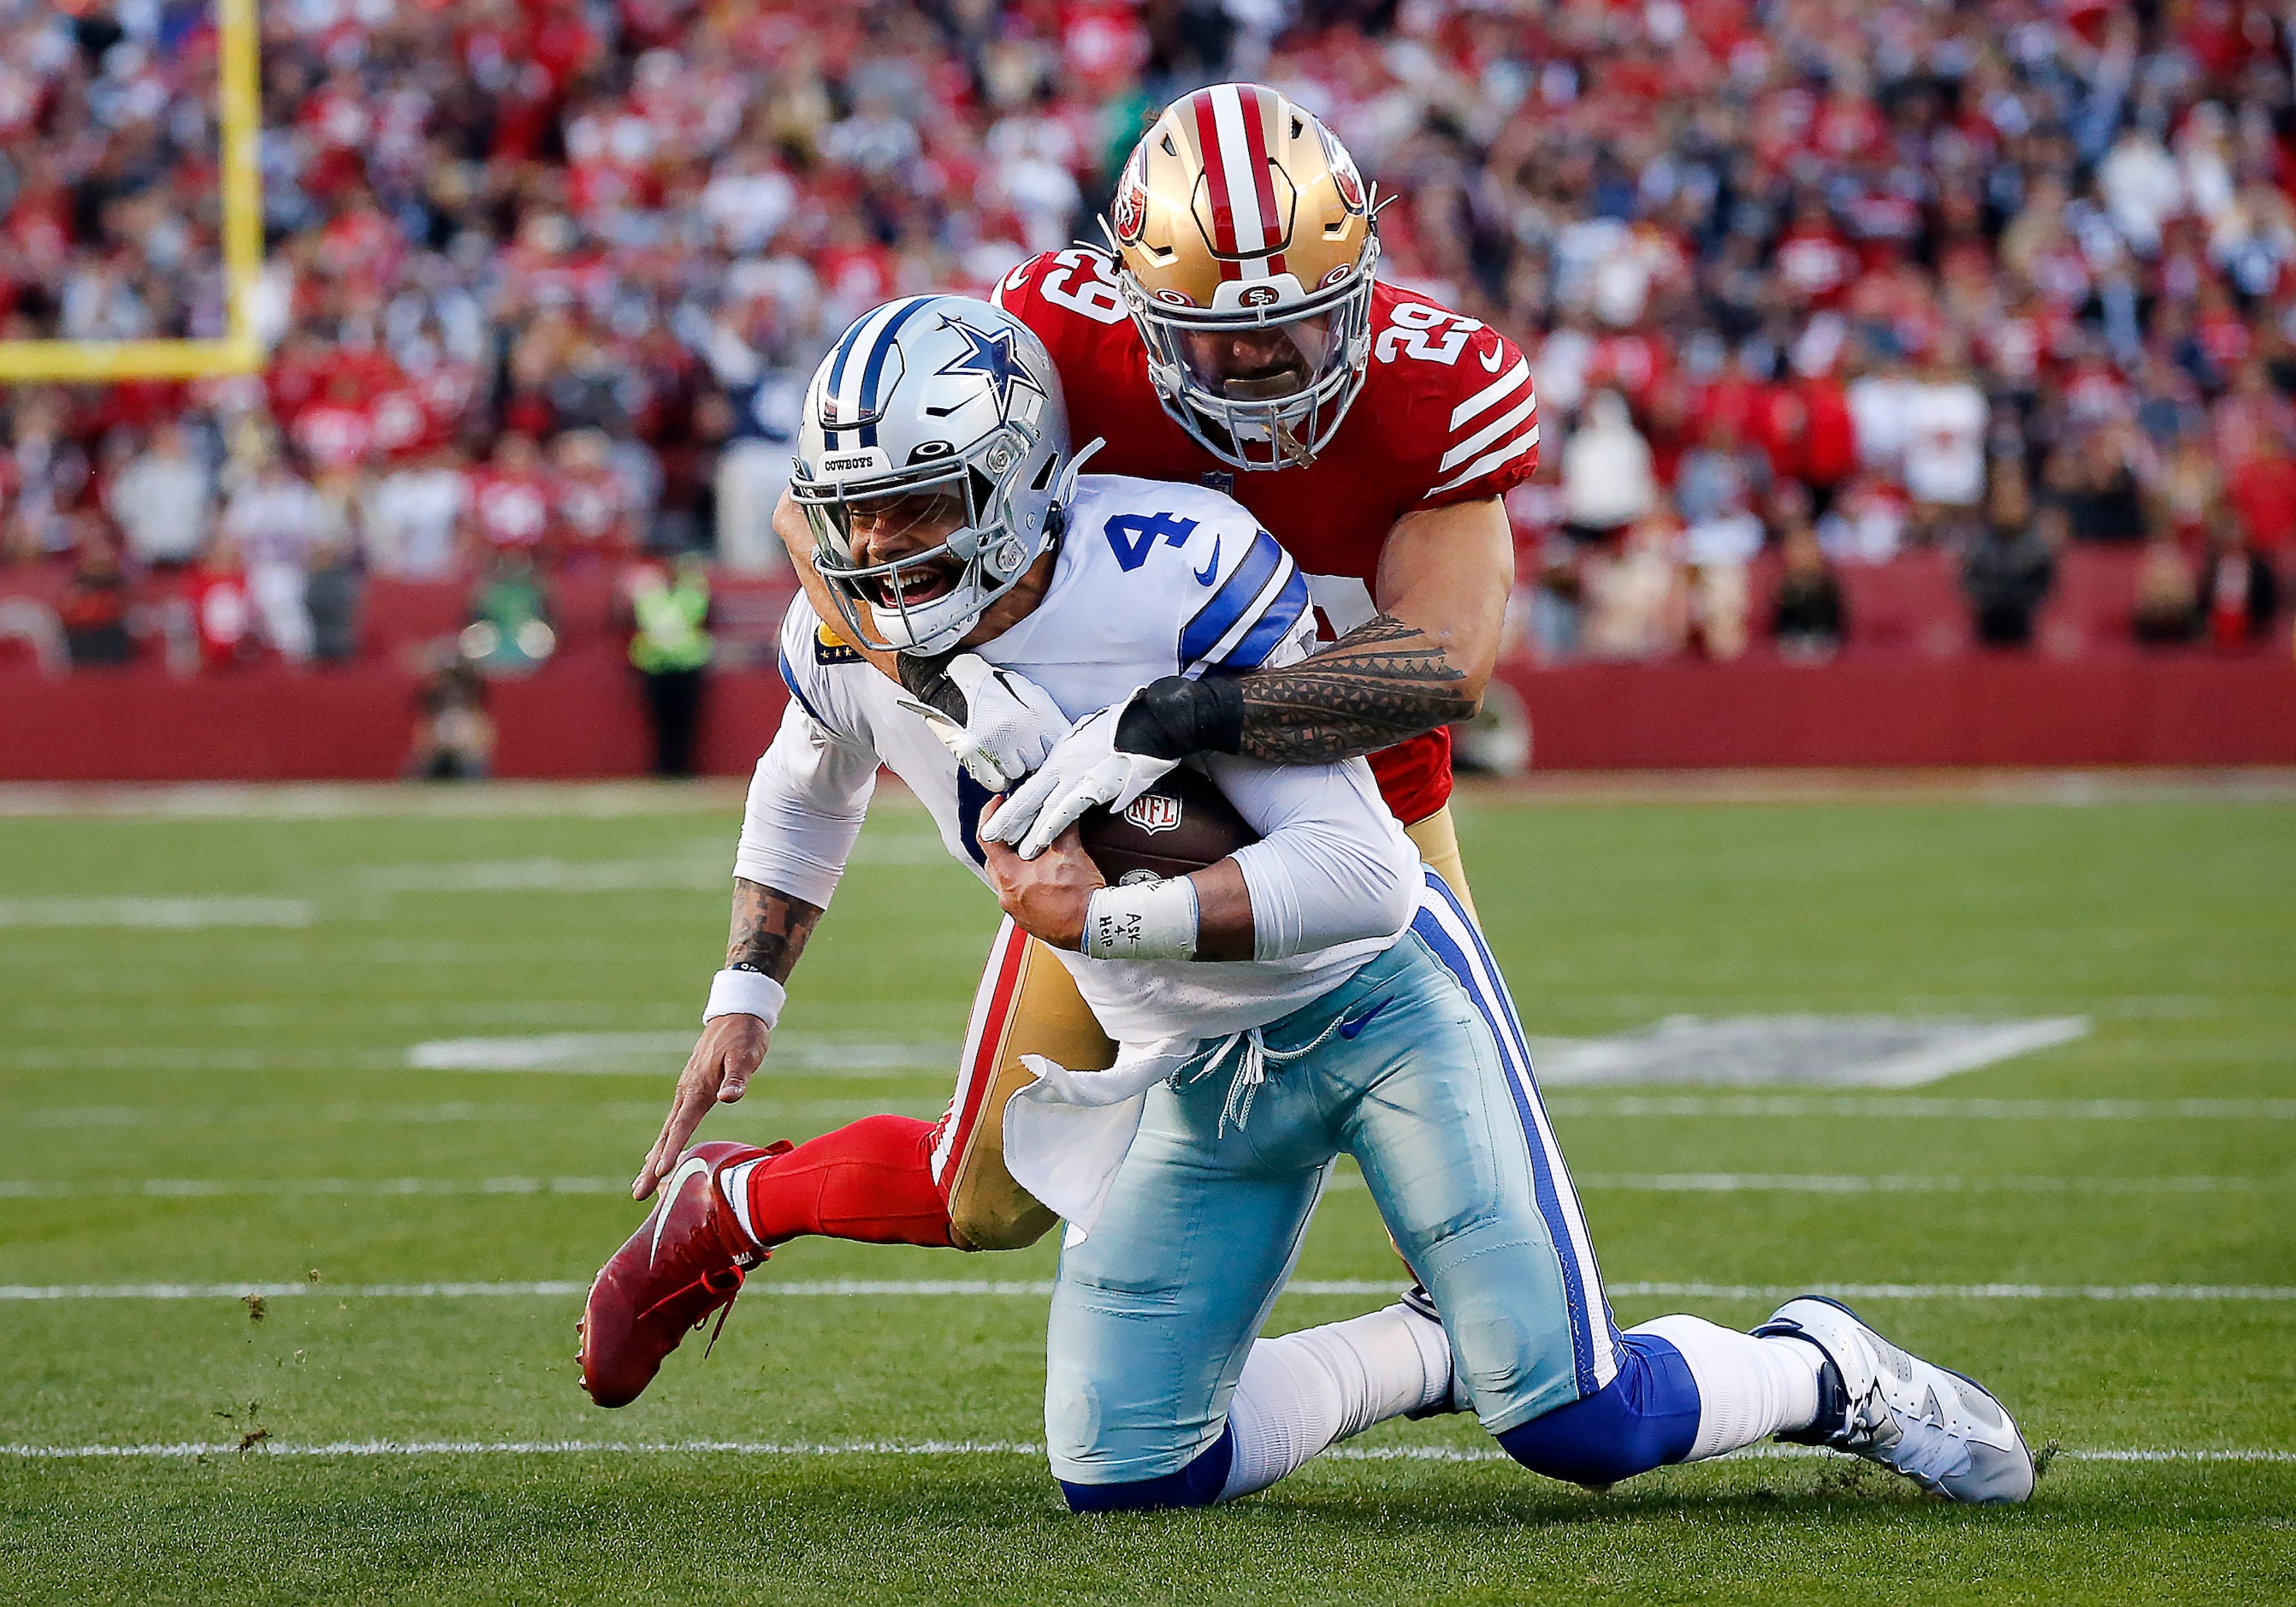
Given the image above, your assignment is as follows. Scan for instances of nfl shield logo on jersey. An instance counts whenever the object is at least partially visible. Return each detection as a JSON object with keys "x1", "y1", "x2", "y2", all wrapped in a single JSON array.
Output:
[{"x1": 1123, "y1": 792, "x2": 1184, "y2": 835}]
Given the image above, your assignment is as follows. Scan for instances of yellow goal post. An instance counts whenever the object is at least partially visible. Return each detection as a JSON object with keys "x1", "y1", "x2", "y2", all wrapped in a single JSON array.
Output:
[{"x1": 0, "y1": 0, "x2": 262, "y2": 382}]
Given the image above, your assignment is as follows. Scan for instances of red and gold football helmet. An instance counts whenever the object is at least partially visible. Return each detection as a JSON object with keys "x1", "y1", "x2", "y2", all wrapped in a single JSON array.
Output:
[{"x1": 1104, "y1": 83, "x2": 1380, "y2": 471}]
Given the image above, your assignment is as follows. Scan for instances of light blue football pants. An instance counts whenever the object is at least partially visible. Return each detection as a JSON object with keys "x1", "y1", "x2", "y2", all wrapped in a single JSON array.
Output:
[{"x1": 1047, "y1": 871, "x2": 1622, "y2": 1487}]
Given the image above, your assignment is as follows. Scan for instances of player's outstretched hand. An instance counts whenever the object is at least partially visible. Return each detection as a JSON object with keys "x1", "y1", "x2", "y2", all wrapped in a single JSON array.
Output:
[
  {"x1": 979, "y1": 699, "x2": 1178, "y2": 859},
  {"x1": 980, "y1": 813, "x2": 1104, "y2": 951},
  {"x1": 632, "y1": 1013, "x2": 769, "y2": 1201}
]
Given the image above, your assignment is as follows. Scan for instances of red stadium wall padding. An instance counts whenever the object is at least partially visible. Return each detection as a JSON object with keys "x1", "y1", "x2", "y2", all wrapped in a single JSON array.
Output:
[
  {"x1": 0, "y1": 664, "x2": 419, "y2": 780},
  {"x1": 0, "y1": 655, "x2": 2289, "y2": 781},
  {"x1": 0, "y1": 653, "x2": 796, "y2": 782},
  {"x1": 1502, "y1": 655, "x2": 2296, "y2": 770}
]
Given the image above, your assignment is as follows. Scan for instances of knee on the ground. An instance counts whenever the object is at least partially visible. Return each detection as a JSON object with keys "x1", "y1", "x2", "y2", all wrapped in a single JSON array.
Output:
[
  {"x1": 1493, "y1": 1335, "x2": 1701, "y2": 1489},
  {"x1": 1056, "y1": 1431, "x2": 1234, "y2": 1513}
]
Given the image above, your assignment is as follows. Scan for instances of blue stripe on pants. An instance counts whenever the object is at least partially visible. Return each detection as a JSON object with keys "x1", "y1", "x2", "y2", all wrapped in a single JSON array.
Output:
[
  {"x1": 1409, "y1": 875, "x2": 1615, "y2": 1395},
  {"x1": 1419, "y1": 869, "x2": 1621, "y2": 1368}
]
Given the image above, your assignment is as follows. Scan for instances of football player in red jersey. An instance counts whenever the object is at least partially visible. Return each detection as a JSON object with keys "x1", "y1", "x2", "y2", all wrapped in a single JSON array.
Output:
[{"x1": 625, "y1": 84, "x2": 1534, "y2": 1297}]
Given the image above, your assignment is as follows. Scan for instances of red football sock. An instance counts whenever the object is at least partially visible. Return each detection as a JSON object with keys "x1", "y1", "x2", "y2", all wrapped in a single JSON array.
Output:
[{"x1": 745, "y1": 1114, "x2": 956, "y2": 1249}]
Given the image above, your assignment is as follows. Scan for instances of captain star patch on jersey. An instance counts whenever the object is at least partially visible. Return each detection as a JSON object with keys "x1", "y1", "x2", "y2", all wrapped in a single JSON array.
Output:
[{"x1": 813, "y1": 621, "x2": 865, "y2": 666}]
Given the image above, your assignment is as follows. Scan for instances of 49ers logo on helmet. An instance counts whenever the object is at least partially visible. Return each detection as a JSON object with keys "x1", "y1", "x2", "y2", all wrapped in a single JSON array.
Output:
[
  {"x1": 1240, "y1": 284, "x2": 1280, "y2": 307},
  {"x1": 1110, "y1": 151, "x2": 1150, "y2": 244},
  {"x1": 1123, "y1": 792, "x2": 1184, "y2": 834},
  {"x1": 1320, "y1": 126, "x2": 1365, "y2": 211}
]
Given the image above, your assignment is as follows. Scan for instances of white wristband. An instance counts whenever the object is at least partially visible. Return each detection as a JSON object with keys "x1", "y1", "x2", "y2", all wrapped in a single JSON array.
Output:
[
  {"x1": 704, "y1": 968, "x2": 786, "y2": 1028},
  {"x1": 1083, "y1": 877, "x2": 1199, "y2": 962}
]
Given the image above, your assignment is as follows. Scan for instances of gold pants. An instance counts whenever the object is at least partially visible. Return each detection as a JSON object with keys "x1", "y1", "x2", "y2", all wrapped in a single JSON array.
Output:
[{"x1": 938, "y1": 805, "x2": 1475, "y2": 1249}]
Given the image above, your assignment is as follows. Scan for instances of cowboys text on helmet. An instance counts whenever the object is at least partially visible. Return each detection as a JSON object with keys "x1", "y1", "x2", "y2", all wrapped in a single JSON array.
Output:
[
  {"x1": 793, "y1": 295, "x2": 1080, "y2": 655},
  {"x1": 1106, "y1": 82, "x2": 1379, "y2": 471}
]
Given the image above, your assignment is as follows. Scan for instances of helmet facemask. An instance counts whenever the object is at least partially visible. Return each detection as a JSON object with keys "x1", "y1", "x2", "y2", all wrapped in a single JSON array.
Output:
[
  {"x1": 1123, "y1": 237, "x2": 1381, "y2": 472},
  {"x1": 797, "y1": 422, "x2": 1052, "y2": 655}
]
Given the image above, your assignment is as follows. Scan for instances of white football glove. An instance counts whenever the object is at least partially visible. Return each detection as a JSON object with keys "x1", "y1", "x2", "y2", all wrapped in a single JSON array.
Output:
[
  {"x1": 978, "y1": 696, "x2": 1180, "y2": 860},
  {"x1": 894, "y1": 653, "x2": 1070, "y2": 792}
]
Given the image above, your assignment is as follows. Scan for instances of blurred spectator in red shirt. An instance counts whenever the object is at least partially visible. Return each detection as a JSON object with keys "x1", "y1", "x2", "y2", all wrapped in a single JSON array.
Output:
[
  {"x1": 469, "y1": 436, "x2": 554, "y2": 560},
  {"x1": 2198, "y1": 510, "x2": 2284, "y2": 648},
  {"x1": 187, "y1": 537, "x2": 258, "y2": 672},
  {"x1": 2225, "y1": 439, "x2": 2296, "y2": 559}
]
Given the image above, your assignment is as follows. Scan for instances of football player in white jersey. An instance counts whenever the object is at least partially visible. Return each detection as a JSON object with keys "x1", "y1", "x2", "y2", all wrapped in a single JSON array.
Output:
[{"x1": 580, "y1": 295, "x2": 2035, "y2": 1509}]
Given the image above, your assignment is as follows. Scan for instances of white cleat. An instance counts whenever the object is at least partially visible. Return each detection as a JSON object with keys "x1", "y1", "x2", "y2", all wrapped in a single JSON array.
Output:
[{"x1": 1756, "y1": 1295, "x2": 2035, "y2": 1503}]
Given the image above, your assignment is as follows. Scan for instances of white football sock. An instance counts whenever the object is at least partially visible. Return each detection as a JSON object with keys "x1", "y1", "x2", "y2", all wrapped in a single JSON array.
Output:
[
  {"x1": 1219, "y1": 1304, "x2": 1453, "y2": 1500},
  {"x1": 717, "y1": 1157, "x2": 766, "y2": 1248},
  {"x1": 1630, "y1": 1314, "x2": 1823, "y2": 1461}
]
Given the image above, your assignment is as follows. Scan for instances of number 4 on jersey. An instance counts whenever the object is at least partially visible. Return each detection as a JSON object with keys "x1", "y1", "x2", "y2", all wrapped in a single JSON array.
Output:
[{"x1": 1104, "y1": 512, "x2": 1199, "y2": 572}]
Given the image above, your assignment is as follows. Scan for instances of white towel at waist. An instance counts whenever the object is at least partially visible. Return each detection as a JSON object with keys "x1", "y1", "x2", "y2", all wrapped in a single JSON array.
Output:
[{"x1": 999, "y1": 1036, "x2": 1198, "y2": 1242}]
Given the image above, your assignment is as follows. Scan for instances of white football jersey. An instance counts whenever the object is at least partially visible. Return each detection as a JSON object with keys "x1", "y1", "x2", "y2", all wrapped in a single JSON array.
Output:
[{"x1": 745, "y1": 473, "x2": 1417, "y2": 1043}]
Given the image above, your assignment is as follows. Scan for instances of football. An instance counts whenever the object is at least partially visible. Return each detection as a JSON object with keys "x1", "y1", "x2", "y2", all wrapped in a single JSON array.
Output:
[{"x1": 1074, "y1": 765, "x2": 1260, "y2": 886}]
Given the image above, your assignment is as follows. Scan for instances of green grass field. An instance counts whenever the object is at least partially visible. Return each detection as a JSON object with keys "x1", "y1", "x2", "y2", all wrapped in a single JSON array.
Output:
[{"x1": 2, "y1": 781, "x2": 2291, "y2": 1604}]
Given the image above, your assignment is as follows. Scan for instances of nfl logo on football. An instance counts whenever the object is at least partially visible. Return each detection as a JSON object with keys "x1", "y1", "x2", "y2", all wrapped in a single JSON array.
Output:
[{"x1": 1124, "y1": 792, "x2": 1184, "y2": 834}]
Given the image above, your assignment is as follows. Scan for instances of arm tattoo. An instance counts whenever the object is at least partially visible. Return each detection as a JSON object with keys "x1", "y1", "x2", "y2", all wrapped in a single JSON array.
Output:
[
  {"x1": 1233, "y1": 613, "x2": 1475, "y2": 763},
  {"x1": 727, "y1": 877, "x2": 824, "y2": 983}
]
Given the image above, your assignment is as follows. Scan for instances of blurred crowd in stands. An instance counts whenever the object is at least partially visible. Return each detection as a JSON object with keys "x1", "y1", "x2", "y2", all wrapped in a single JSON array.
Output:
[{"x1": 3, "y1": 0, "x2": 2294, "y2": 676}]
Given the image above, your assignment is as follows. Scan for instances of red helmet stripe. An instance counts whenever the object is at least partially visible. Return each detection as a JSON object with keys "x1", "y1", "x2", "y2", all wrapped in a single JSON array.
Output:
[{"x1": 1238, "y1": 87, "x2": 1287, "y2": 278}]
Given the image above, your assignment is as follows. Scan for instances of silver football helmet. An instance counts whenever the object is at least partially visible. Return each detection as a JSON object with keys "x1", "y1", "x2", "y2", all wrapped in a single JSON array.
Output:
[{"x1": 794, "y1": 294, "x2": 1079, "y2": 655}]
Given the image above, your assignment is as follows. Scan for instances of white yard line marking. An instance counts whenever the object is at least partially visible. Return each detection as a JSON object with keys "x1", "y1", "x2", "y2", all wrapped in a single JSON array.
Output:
[
  {"x1": 0, "y1": 1178, "x2": 636, "y2": 1200},
  {"x1": 1576, "y1": 1174, "x2": 2281, "y2": 1195},
  {"x1": 0, "y1": 1438, "x2": 2286, "y2": 1464},
  {"x1": 1324, "y1": 1172, "x2": 2281, "y2": 1195},
  {"x1": 360, "y1": 860, "x2": 728, "y2": 894},
  {"x1": 9, "y1": 1100, "x2": 938, "y2": 1130},
  {"x1": 0, "y1": 1048, "x2": 399, "y2": 1073},
  {"x1": 1601, "y1": 1281, "x2": 2296, "y2": 1301},
  {"x1": 405, "y1": 1033, "x2": 701, "y2": 1071},
  {"x1": 1528, "y1": 1015, "x2": 2092, "y2": 1089},
  {"x1": 1545, "y1": 1095, "x2": 2296, "y2": 1121},
  {"x1": 0, "y1": 898, "x2": 313, "y2": 929},
  {"x1": 405, "y1": 1034, "x2": 957, "y2": 1075},
  {"x1": 0, "y1": 781, "x2": 754, "y2": 819},
  {"x1": 2, "y1": 1279, "x2": 2289, "y2": 1302}
]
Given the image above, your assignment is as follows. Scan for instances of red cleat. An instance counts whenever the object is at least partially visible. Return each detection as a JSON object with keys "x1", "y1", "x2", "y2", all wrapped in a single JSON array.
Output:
[{"x1": 578, "y1": 1138, "x2": 790, "y2": 1408}]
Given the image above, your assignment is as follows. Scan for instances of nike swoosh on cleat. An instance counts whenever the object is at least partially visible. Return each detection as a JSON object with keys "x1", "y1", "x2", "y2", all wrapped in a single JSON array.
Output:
[
  {"x1": 1193, "y1": 536, "x2": 1222, "y2": 586},
  {"x1": 648, "y1": 1155, "x2": 711, "y2": 1267},
  {"x1": 1338, "y1": 998, "x2": 1393, "y2": 1040}
]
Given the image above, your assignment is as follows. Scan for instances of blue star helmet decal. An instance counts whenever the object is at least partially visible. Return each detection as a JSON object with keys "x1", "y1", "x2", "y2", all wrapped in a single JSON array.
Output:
[{"x1": 935, "y1": 316, "x2": 1045, "y2": 420}]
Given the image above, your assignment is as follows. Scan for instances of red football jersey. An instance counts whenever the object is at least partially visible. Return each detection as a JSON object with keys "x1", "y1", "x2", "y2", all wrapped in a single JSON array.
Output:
[{"x1": 992, "y1": 247, "x2": 1537, "y2": 824}]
